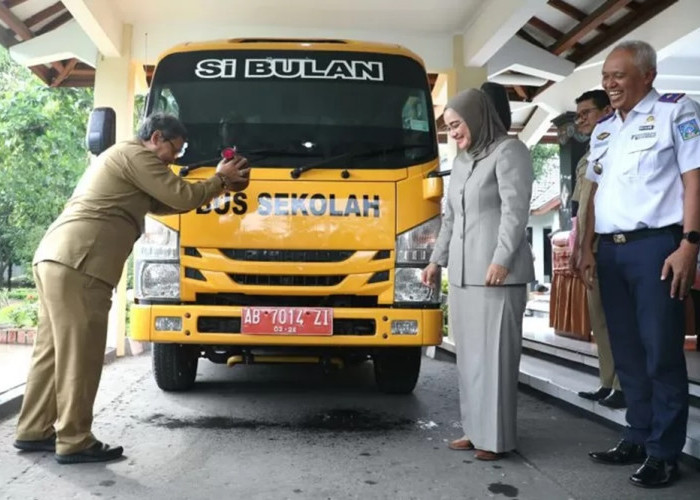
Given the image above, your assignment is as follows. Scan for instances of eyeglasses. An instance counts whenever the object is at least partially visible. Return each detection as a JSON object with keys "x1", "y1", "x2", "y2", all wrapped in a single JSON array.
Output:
[
  {"x1": 165, "y1": 138, "x2": 188, "y2": 158},
  {"x1": 575, "y1": 108, "x2": 599, "y2": 122}
]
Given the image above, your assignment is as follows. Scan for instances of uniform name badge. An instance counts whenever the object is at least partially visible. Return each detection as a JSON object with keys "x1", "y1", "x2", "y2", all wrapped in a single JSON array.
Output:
[{"x1": 593, "y1": 161, "x2": 603, "y2": 174}]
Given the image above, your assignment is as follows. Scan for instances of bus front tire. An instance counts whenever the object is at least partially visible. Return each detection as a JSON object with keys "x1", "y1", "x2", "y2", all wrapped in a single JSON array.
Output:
[
  {"x1": 373, "y1": 347, "x2": 422, "y2": 394},
  {"x1": 152, "y1": 343, "x2": 199, "y2": 392}
]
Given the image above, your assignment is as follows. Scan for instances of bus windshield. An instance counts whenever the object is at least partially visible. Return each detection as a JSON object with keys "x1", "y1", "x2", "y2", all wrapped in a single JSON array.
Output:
[{"x1": 147, "y1": 49, "x2": 437, "y2": 169}]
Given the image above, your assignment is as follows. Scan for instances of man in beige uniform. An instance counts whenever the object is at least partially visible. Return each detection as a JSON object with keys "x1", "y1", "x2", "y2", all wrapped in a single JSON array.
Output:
[
  {"x1": 569, "y1": 91, "x2": 625, "y2": 409},
  {"x1": 13, "y1": 113, "x2": 249, "y2": 464}
]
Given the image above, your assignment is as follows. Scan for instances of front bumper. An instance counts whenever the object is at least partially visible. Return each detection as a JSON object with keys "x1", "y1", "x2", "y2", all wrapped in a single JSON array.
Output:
[{"x1": 130, "y1": 304, "x2": 443, "y2": 347}]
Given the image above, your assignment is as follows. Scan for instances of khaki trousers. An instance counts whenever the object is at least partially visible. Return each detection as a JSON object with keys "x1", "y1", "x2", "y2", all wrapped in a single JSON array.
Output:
[
  {"x1": 16, "y1": 261, "x2": 113, "y2": 454},
  {"x1": 588, "y1": 273, "x2": 621, "y2": 391}
]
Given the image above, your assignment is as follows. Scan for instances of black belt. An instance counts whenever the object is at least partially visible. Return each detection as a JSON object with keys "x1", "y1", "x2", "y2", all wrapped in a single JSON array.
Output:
[{"x1": 598, "y1": 225, "x2": 682, "y2": 244}]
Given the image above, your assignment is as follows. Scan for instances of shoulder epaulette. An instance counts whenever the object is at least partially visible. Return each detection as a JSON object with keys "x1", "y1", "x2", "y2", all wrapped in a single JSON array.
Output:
[
  {"x1": 597, "y1": 112, "x2": 614, "y2": 124},
  {"x1": 659, "y1": 93, "x2": 685, "y2": 103}
]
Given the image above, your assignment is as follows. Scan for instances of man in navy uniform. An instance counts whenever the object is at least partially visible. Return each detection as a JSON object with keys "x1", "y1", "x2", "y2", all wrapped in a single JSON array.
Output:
[{"x1": 579, "y1": 40, "x2": 700, "y2": 488}]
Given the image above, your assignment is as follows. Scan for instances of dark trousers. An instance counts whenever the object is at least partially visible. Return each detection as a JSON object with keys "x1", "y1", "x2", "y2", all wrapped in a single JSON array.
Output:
[{"x1": 596, "y1": 231, "x2": 688, "y2": 460}]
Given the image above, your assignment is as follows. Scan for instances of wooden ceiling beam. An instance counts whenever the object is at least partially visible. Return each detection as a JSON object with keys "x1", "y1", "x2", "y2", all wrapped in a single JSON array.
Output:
[
  {"x1": 35, "y1": 12, "x2": 72, "y2": 36},
  {"x1": 24, "y1": 2, "x2": 64, "y2": 29},
  {"x1": 516, "y1": 29, "x2": 547, "y2": 50},
  {"x1": 27, "y1": 64, "x2": 51, "y2": 84},
  {"x1": 0, "y1": 1, "x2": 34, "y2": 40},
  {"x1": 547, "y1": 0, "x2": 610, "y2": 32},
  {"x1": 3, "y1": 0, "x2": 30, "y2": 8},
  {"x1": 550, "y1": 0, "x2": 634, "y2": 55},
  {"x1": 514, "y1": 86, "x2": 529, "y2": 101},
  {"x1": 528, "y1": 16, "x2": 565, "y2": 41},
  {"x1": 50, "y1": 58, "x2": 77, "y2": 87},
  {"x1": 570, "y1": 0, "x2": 678, "y2": 64},
  {"x1": 528, "y1": 16, "x2": 584, "y2": 53}
]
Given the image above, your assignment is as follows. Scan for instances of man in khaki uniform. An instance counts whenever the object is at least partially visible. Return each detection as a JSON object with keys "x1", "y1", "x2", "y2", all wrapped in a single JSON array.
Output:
[
  {"x1": 13, "y1": 113, "x2": 249, "y2": 464},
  {"x1": 569, "y1": 91, "x2": 625, "y2": 409}
]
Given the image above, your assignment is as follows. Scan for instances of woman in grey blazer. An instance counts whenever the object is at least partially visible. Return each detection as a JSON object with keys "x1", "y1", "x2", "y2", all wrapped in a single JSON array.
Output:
[{"x1": 422, "y1": 88, "x2": 534, "y2": 461}]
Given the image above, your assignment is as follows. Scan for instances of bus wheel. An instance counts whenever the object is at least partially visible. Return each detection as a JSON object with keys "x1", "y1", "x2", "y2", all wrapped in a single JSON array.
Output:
[
  {"x1": 373, "y1": 347, "x2": 422, "y2": 394},
  {"x1": 153, "y1": 343, "x2": 199, "y2": 391}
]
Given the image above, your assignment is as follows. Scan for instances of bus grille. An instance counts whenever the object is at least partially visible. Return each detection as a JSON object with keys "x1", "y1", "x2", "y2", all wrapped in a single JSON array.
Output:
[
  {"x1": 221, "y1": 249, "x2": 354, "y2": 262},
  {"x1": 229, "y1": 274, "x2": 345, "y2": 287},
  {"x1": 193, "y1": 294, "x2": 378, "y2": 308}
]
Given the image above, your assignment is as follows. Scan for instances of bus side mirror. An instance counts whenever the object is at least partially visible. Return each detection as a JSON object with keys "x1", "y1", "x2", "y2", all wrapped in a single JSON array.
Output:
[
  {"x1": 422, "y1": 175, "x2": 443, "y2": 200},
  {"x1": 85, "y1": 107, "x2": 116, "y2": 155}
]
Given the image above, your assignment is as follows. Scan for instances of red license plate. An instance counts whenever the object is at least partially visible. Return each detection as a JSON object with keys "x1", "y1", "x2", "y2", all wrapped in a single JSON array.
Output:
[{"x1": 241, "y1": 307, "x2": 333, "y2": 335}]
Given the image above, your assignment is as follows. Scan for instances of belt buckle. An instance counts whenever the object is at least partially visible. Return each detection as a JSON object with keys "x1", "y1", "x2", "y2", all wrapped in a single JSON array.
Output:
[{"x1": 612, "y1": 233, "x2": 627, "y2": 244}]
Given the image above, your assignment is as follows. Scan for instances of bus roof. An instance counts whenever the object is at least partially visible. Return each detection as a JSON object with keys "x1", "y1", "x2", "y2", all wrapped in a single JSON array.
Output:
[{"x1": 156, "y1": 38, "x2": 426, "y2": 67}]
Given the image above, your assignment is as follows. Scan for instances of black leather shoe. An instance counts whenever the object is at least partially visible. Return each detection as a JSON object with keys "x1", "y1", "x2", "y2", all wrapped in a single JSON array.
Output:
[
  {"x1": 629, "y1": 456, "x2": 679, "y2": 488},
  {"x1": 13, "y1": 434, "x2": 56, "y2": 452},
  {"x1": 589, "y1": 439, "x2": 646, "y2": 465},
  {"x1": 598, "y1": 390, "x2": 626, "y2": 409},
  {"x1": 578, "y1": 386, "x2": 612, "y2": 401},
  {"x1": 55, "y1": 441, "x2": 124, "y2": 464}
]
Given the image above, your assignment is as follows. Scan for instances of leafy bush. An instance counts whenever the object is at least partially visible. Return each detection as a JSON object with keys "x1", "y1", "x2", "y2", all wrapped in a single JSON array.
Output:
[
  {"x1": 4, "y1": 302, "x2": 38, "y2": 327},
  {"x1": 6, "y1": 288, "x2": 37, "y2": 301}
]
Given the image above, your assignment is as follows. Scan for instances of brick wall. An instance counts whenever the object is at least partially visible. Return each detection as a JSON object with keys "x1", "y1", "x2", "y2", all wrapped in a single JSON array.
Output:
[{"x1": 0, "y1": 328, "x2": 36, "y2": 345}]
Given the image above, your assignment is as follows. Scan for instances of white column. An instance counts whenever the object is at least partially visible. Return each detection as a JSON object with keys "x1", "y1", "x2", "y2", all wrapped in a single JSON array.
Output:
[{"x1": 92, "y1": 24, "x2": 137, "y2": 356}]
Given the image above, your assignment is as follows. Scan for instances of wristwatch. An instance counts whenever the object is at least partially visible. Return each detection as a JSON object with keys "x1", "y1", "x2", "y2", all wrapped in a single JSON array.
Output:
[{"x1": 682, "y1": 230, "x2": 700, "y2": 244}]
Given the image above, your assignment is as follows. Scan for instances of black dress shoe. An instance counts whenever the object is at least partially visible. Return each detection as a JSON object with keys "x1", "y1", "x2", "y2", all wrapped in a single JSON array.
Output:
[
  {"x1": 578, "y1": 386, "x2": 612, "y2": 401},
  {"x1": 13, "y1": 434, "x2": 56, "y2": 452},
  {"x1": 589, "y1": 439, "x2": 646, "y2": 465},
  {"x1": 55, "y1": 441, "x2": 124, "y2": 464},
  {"x1": 629, "y1": 456, "x2": 679, "y2": 488},
  {"x1": 598, "y1": 390, "x2": 626, "y2": 409}
]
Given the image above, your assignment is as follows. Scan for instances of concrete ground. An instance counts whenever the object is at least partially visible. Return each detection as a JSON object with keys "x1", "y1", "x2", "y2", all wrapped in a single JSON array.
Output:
[
  {"x1": 0, "y1": 344, "x2": 31, "y2": 394},
  {"x1": 1, "y1": 353, "x2": 699, "y2": 500}
]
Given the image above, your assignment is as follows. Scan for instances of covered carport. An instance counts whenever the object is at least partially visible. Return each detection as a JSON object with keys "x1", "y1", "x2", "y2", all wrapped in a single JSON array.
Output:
[
  {"x1": 1, "y1": 0, "x2": 700, "y2": 468},
  {"x1": 3, "y1": 0, "x2": 700, "y2": 353}
]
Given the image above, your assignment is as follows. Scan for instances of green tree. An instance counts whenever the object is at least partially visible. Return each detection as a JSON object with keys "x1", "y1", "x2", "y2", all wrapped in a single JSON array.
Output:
[
  {"x1": 0, "y1": 48, "x2": 93, "y2": 286},
  {"x1": 530, "y1": 143, "x2": 559, "y2": 180}
]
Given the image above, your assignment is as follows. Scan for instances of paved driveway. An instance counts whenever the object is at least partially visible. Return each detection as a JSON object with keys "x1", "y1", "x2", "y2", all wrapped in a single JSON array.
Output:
[{"x1": 1, "y1": 353, "x2": 699, "y2": 499}]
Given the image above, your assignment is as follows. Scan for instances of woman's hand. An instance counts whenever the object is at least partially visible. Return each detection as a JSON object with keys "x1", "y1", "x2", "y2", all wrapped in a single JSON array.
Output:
[
  {"x1": 421, "y1": 262, "x2": 440, "y2": 288},
  {"x1": 485, "y1": 263, "x2": 509, "y2": 286}
]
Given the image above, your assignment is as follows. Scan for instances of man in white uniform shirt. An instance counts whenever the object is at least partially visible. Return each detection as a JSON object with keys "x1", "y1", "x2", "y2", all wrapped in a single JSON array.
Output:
[{"x1": 579, "y1": 40, "x2": 700, "y2": 488}]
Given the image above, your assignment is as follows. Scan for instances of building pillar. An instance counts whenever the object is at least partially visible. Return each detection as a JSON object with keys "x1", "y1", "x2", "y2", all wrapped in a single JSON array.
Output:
[
  {"x1": 551, "y1": 111, "x2": 588, "y2": 231},
  {"x1": 443, "y1": 35, "x2": 488, "y2": 159},
  {"x1": 92, "y1": 24, "x2": 136, "y2": 357}
]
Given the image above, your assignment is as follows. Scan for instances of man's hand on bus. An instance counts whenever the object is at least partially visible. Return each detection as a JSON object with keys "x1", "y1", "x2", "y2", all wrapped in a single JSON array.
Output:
[
  {"x1": 216, "y1": 155, "x2": 250, "y2": 191},
  {"x1": 421, "y1": 262, "x2": 440, "y2": 288}
]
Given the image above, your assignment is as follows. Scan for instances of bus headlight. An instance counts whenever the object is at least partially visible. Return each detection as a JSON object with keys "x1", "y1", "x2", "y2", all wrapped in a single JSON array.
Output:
[
  {"x1": 396, "y1": 216, "x2": 441, "y2": 265},
  {"x1": 137, "y1": 262, "x2": 180, "y2": 299},
  {"x1": 394, "y1": 268, "x2": 439, "y2": 303},
  {"x1": 134, "y1": 217, "x2": 180, "y2": 301}
]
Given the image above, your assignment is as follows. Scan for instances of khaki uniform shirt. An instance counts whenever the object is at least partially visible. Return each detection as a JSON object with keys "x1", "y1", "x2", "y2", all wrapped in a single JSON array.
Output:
[
  {"x1": 33, "y1": 140, "x2": 224, "y2": 286},
  {"x1": 571, "y1": 150, "x2": 593, "y2": 247}
]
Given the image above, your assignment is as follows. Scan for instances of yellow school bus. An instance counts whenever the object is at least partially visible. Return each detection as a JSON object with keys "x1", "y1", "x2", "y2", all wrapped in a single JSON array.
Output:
[{"x1": 129, "y1": 38, "x2": 444, "y2": 393}]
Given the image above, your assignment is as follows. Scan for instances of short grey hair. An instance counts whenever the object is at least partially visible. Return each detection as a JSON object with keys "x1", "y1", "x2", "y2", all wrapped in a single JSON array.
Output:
[
  {"x1": 137, "y1": 112, "x2": 188, "y2": 141},
  {"x1": 612, "y1": 40, "x2": 657, "y2": 73}
]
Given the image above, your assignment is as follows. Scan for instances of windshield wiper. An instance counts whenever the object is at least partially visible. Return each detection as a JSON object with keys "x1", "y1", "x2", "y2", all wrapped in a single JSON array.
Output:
[
  {"x1": 179, "y1": 147, "x2": 319, "y2": 177},
  {"x1": 290, "y1": 144, "x2": 431, "y2": 179}
]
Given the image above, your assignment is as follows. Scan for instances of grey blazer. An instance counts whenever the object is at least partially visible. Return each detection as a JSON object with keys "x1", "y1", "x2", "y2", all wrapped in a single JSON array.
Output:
[{"x1": 431, "y1": 138, "x2": 535, "y2": 286}]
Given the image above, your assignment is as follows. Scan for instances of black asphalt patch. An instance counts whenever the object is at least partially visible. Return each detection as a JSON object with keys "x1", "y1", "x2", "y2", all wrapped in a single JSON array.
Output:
[{"x1": 142, "y1": 408, "x2": 413, "y2": 432}]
